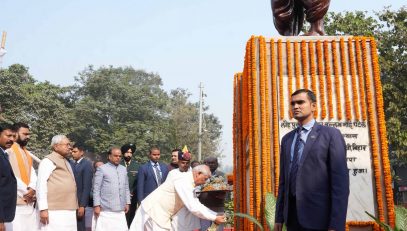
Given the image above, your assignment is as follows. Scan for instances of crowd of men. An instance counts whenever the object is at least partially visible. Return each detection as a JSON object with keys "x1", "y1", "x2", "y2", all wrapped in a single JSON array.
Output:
[
  {"x1": 0, "y1": 121, "x2": 227, "y2": 231},
  {"x1": 1, "y1": 88, "x2": 350, "y2": 231}
]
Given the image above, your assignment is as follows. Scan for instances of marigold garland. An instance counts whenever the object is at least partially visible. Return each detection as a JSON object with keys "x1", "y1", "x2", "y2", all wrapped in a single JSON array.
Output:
[
  {"x1": 270, "y1": 38, "x2": 280, "y2": 196},
  {"x1": 294, "y1": 41, "x2": 301, "y2": 89},
  {"x1": 316, "y1": 40, "x2": 327, "y2": 119},
  {"x1": 237, "y1": 72, "x2": 245, "y2": 228},
  {"x1": 301, "y1": 40, "x2": 309, "y2": 89},
  {"x1": 265, "y1": 64, "x2": 272, "y2": 195},
  {"x1": 371, "y1": 38, "x2": 395, "y2": 227},
  {"x1": 362, "y1": 37, "x2": 385, "y2": 223},
  {"x1": 331, "y1": 40, "x2": 342, "y2": 120},
  {"x1": 348, "y1": 38, "x2": 360, "y2": 120},
  {"x1": 355, "y1": 37, "x2": 367, "y2": 120},
  {"x1": 248, "y1": 36, "x2": 256, "y2": 231},
  {"x1": 309, "y1": 41, "x2": 318, "y2": 117},
  {"x1": 252, "y1": 37, "x2": 261, "y2": 225},
  {"x1": 242, "y1": 42, "x2": 250, "y2": 230},
  {"x1": 286, "y1": 41, "x2": 293, "y2": 118},
  {"x1": 340, "y1": 38, "x2": 352, "y2": 120},
  {"x1": 323, "y1": 41, "x2": 334, "y2": 119},
  {"x1": 278, "y1": 39, "x2": 285, "y2": 119}
]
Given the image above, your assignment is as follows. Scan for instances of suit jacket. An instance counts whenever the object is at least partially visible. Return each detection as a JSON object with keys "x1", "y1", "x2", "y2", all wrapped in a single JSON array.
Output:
[
  {"x1": 0, "y1": 148, "x2": 17, "y2": 222},
  {"x1": 93, "y1": 162, "x2": 131, "y2": 212},
  {"x1": 137, "y1": 161, "x2": 169, "y2": 203},
  {"x1": 70, "y1": 158, "x2": 93, "y2": 208},
  {"x1": 275, "y1": 123, "x2": 349, "y2": 231}
]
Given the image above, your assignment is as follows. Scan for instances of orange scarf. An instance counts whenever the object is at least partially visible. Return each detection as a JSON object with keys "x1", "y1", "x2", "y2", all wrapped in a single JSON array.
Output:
[{"x1": 10, "y1": 143, "x2": 32, "y2": 185}]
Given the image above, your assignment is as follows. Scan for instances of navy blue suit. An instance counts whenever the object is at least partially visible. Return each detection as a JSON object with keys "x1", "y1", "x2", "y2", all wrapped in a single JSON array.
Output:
[
  {"x1": 136, "y1": 161, "x2": 169, "y2": 203},
  {"x1": 0, "y1": 148, "x2": 17, "y2": 223},
  {"x1": 70, "y1": 158, "x2": 93, "y2": 231},
  {"x1": 275, "y1": 123, "x2": 349, "y2": 231}
]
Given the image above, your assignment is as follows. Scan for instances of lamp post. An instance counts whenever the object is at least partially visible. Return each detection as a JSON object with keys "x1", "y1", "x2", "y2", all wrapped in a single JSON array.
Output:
[
  {"x1": 0, "y1": 31, "x2": 7, "y2": 69},
  {"x1": 198, "y1": 82, "x2": 204, "y2": 161}
]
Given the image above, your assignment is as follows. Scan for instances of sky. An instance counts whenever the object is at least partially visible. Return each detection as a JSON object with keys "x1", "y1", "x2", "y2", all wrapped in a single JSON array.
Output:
[{"x1": 1, "y1": 0, "x2": 405, "y2": 171}]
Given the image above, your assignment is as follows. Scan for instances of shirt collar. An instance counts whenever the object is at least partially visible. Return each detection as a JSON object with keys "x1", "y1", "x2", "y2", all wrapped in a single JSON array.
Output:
[
  {"x1": 150, "y1": 160, "x2": 158, "y2": 166},
  {"x1": 301, "y1": 119, "x2": 315, "y2": 131},
  {"x1": 76, "y1": 157, "x2": 84, "y2": 163}
]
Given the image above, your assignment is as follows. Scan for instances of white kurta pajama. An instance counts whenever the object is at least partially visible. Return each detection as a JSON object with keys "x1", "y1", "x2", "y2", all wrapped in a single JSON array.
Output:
[
  {"x1": 36, "y1": 158, "x2": 77, "y2": 231},
  {"x1": 7, "y1": 146, "x2": 39, "y2": 231},
  {"x1": 166, "y1": 169, "x2": 200, "y2": 231},
  {"x1": 130, "y1": 171, "x2": 217, "y2": 231}
]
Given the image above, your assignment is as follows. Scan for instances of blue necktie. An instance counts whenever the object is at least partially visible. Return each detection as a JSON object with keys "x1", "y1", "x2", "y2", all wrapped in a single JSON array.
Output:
[
  {"x1": 153, "y1": 163, "x2": 162, "y2": 186},
  {"x1": 289, "y1": 127, "x2": 305, "y2": 196}
]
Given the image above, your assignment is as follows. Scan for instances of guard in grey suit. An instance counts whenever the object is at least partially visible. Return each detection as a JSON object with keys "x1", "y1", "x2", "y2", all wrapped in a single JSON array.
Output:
[
  {"x1": 275, "y1": 89, "x2": 349, "y2": 231},
  {"x1": 93, "y1": 147, "x2": 130, "y2": 231}
]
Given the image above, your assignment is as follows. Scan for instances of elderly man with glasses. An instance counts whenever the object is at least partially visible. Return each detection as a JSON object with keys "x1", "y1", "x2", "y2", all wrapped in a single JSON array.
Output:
[
  {"x1": 130, "y1": 165, "x2": 226, "y2": 231},
  {"x1": 36, "y1": 135, "x2": 78, "y2": 231}
]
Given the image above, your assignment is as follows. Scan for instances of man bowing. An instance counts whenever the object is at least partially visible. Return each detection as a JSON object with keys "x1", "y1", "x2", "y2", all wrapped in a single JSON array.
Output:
[{"x1": 130, "y1": 165, "x2": 226, "y2": 231}]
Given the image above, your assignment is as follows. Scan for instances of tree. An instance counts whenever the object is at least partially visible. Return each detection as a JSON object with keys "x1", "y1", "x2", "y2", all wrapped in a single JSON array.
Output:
[
  {"x1": 323, "y1": 7, "x2": 407, "y2": 165},
  {"x1": 0, "y1": 64, "x2": 224, "y2": 162},
  {"x1": 69, "y1": 65, "x2": 170, "y2": 161},
  {"x1": 0, "y1": 64, "x2": 73, "y2": 156},
  {"x1": 166, "y1": 89, "x2": 223, "y2": 161}
]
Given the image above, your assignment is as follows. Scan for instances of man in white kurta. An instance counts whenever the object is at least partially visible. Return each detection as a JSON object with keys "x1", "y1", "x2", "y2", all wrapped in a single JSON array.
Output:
[
  {"x1": 166, "y1": 149, "x2": 200, "y2": 231},
  {"x1": 130, "y1": 165, "x2": 226, "y2": 231},
  {"x1": 7, "y1": 123, "x2": 38, "y2": 231},
  {"x1": 36, "y1": 135, "x2": 78, "y2": 231}
]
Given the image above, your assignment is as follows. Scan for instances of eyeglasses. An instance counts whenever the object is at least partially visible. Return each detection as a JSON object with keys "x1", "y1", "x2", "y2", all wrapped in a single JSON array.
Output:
[{"x1": 59, "y1": 143, "x2": 72, "y2": 147}]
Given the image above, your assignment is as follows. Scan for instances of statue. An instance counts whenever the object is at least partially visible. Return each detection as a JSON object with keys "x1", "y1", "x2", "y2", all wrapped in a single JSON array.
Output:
[{"x1": 271, "y1": 0, "x2": 330, "y2": 36}]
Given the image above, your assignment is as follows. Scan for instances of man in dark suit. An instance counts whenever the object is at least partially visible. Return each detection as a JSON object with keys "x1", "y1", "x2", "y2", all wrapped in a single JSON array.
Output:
[
  {"x1": 275, "y1": 89, "x2": 349, "y2": 231},
  {"x1": 136, "y1": 146, "x2": 169, "y2": 203},
  {"x1": 120, "y1": 143, "x2": 140, "y2": 227},
  {"x1": 0, "y1": 122, "x2": 17, "y2": 231},
  {"x1": 70, "y1": 144, "x2": 93, "y2": 231}
]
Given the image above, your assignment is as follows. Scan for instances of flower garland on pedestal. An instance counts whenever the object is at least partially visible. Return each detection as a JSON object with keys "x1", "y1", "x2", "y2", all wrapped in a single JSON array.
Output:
[
  {"x1": 355, "y1": 37, "x2": 367, "y2": 120},
  {"x1": 278, "y1": 39, "x2": 285, "y2": 119},
  {"x1": 301, "y1": 40, "x2": 309, "y2": 89},
  {"x1": 270, "y1": 38, "x2": 280, "y2": 196},
  {"x1": 348, "y1": 38, "x2": 360, "y2": 120},
  {"x1": 316, "y1": 40, "x2": 326, "y2": 119},
  {"x1": 331, "y1": 40, "x2": 342, "y2": 120},
  {"x1": 323, "y1": 41, "x2": 334, "y2": 120},
  {"x1": 340, "y1": 38, "x2": 352, "y2": 120},
  {"x1": 286, "y1": 40, "x2": 293, "y2": 119},
  {"x1": 294, "y1": 41, "x2": 301, "y2": 89},
  {"x1": 361, "y1": 37, "x2": 385, "y2": 223},
  {"x1": 371, "y1": 38, "x2": 395, "y2": 227}
]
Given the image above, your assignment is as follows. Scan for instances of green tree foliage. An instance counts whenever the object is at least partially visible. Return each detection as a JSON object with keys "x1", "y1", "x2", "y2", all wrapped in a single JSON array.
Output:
[
  {"x1": 69, "y1": 65, "x2": 170, "y2": 159},
  {"x1": 324, "y1": 7, "x2": 407, "y2": 165},
  {"x1": 0, "y1": 64, "x2": 73, "y2": 155},
  {"x1": 167, "y1": 89, "x2": 222, "y2": 160},
  {"x1": 0, "y1": 64, "x2": 223, "y2": 161}
]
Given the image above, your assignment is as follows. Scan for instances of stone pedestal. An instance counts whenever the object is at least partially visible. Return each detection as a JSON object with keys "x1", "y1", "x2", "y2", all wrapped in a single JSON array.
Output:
[{"x1": 233, "y1": 36, "x2": 394, "y2": 230}]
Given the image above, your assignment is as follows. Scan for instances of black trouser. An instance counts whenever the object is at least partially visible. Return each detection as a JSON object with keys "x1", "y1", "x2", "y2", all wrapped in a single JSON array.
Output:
[
  {"x1": 287, "y1": 194, "x2": 326, "y2": 231},
  {"x1": 126, "y1": 196, "x2": 138, "y2": 227},
  {"x1": 77, "y1": 212, "x2": 86, "y2": 231}
]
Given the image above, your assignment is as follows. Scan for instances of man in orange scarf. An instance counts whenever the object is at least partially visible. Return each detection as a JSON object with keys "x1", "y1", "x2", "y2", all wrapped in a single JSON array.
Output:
[{"x1": 7, "y1": 122, "x2": 38, "y2": 231}]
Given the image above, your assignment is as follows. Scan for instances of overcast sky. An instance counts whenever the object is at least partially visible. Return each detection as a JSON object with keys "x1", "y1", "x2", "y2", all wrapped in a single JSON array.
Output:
[{"x1": 1, "y1": 0, "x2": 405, "y2": 171}]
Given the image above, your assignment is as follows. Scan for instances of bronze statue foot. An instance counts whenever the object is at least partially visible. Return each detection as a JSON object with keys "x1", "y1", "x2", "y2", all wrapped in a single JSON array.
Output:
[{"x1": 303, "y1": 20, "x2": 325, "y2": 36}]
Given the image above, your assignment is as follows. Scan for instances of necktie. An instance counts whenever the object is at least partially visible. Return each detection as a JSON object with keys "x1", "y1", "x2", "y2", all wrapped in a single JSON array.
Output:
[
  {"x1": 153, "y1": 163, "x2": 162, "y2": 186},
  {"x1": 289, "y1": 127, "x2": 305, "y2": 196}
]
